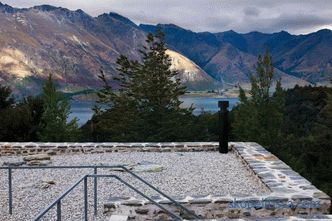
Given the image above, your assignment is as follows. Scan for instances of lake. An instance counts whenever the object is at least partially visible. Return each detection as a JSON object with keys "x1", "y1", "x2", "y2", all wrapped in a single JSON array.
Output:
[{"x1": 69, "y1": 97, "x2": 240, "y2": 126}]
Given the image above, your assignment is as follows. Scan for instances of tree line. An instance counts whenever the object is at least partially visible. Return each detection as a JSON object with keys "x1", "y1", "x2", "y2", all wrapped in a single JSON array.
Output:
[{"x1": 0, "y1": 75, "x2": 80, "y2": 141}]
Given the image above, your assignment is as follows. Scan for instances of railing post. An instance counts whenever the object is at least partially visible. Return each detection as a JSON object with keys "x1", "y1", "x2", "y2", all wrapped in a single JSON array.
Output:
[
  {"x1": 218, "y1": 101, "x2": 229, "y2": 154},
  {"x1": 83, "y1": 176, "x2": 88, "y2": 221},
  {"x1": 93, "y1": 167, "x2": 97, "y2": 216},
  {"x1": 8, "y1": 167, "x2": 12, "y2": 215},
  {"x1": 57, "y1": 201, "x2": 61, "y2": 221}
]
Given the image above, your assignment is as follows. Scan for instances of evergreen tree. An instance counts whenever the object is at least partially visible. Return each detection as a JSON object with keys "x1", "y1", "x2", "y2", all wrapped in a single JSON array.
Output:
[
  {"x1": 309, "y1": 90, "x2": 332, "y2": 196},
  {"x1": 38, "y1": 75, "x2": 80, "y2": 141},
  {"x1": 0, "y1": 85, "x2": 45, "y2": 141},
  {"x1": 89, "y1": 31, "x2": 195, "y2": 141},
  {"x1": 233, "y1": 50, "x2": 285, "y2": 147},
  {"x1": 0, "y1": 85, "x2": 14, "y2": 109}
]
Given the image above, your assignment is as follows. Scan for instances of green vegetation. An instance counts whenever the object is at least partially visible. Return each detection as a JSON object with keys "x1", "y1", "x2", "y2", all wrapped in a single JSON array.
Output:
[
  {"x1": 0, "y1": 75, "x2": 80, "y2": 142},
  {"x1": 82, "y1": 31, "x2": 211, "y2": 141},
  {"x1": 0, "y1": 87, "x2": 44, "y2": 141},
  {"x1": 0, "y1": 85, "x2": 14, "y2": 109},
  {"x1": 270, "y1": 85, "x2": 332, "y2": 199},
  {"x1": 233, "y1": 50, "x2": 284, "y2": 147},
  {"x1": 38, "y1": 75, "x2": 81, "y2": 141}
]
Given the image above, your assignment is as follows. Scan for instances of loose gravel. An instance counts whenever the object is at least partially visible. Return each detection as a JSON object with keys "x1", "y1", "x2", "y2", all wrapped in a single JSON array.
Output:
[{"x1": 0, "y1": 152, "x2": 270, "y2": 221}]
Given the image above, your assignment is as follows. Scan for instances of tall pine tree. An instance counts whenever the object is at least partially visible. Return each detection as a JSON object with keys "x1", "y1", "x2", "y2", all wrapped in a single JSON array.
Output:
[
  {"x1": 233, "y1": 50, "x2": 285, "y2": 147},
  {"x1": 91, "y1": 31, "x2": 194, "y2": 141},
  {"x1": 38, "y1": 75, "x2": 80, "y2": 141}
]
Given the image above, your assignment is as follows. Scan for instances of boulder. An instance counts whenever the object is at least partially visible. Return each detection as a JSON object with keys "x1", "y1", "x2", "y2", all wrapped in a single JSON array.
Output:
[
  {"x1": 35, "y1": 180, "x2": 56, "y2": 189},
  {"x1": 132, "y1": 162, "x2": 164, "y2": 173},
  {"x1": 109, "y1": 165, "x2": 134, "y2": 172}
]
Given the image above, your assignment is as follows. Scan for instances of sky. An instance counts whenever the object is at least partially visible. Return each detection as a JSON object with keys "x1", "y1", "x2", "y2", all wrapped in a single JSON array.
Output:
[{"x1": 2, "y1": 0, "x2": 332, "y2": 34}]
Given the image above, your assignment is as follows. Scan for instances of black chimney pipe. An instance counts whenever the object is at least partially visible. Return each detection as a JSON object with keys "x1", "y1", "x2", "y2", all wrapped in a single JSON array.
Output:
[{"x1": 218, "y1": 101, "x2": 229, "y2": 154}]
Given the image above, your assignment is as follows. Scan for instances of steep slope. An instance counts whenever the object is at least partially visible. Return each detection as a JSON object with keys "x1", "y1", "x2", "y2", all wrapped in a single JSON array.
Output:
[
  {"x1": 0, "y1": 3, "x2": 216, "y2": 96},
  {"x1": 140, "y1": 24, "x2": 332, "y2": 84},
  {"x1": 203, "y1": 44, "x2": 308, "y2": 89},
  {"x1": 0, "y1": 4, "x2": 123, "y2": 95},
  {"x1": 204, "y1": 44, "x2": 256, "y2": 84},
  {"x1": 141, "y1": 24, "x2": 311, "y2": 88},
  {"x1": 140, "y1": 24, "x2": 221, "y2": 67},
  {"x1": 1, "y1": 2, "x2": 330, "y2": 96},
  {"x1": 272, "y1": 29, "x2": 332, "y2": 84},
  {"x1": 166, "y1": 50, "x2": 219, "y2": 90}
]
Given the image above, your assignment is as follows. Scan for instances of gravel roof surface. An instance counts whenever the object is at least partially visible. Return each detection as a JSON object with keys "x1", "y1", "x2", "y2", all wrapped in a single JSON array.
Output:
[{"x1": 0, "y1": 152, "x2": 270, "y2": 221}]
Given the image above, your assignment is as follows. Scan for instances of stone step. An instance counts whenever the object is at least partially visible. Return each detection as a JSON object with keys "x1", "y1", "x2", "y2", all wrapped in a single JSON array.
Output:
[{"x1": 107, "y1": 215, "x2": 128, "y2": 221}]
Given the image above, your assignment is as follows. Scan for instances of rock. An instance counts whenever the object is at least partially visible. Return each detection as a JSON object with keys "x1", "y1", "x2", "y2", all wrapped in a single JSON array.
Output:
[
  {"x1": 180, "y1": 209, "x2": 197, "y2": 220},
  {"x1": 26, "y1": 160, "x2": 52, "y2": 166},
  {"x1": 35, "y1": 180, "x2": 56, "y2": 189},
  {"x1": 122, "y1": 199, "x2": 143, "y2": 206},
  {"x1": 313, "y1": 191, "x2": 330, "y2": 199},
  {"x1": 23, "y1": 154, "x2": 50, "y2": 161},
  {"x1": 109, "y1": 165, "x2": 134, "y2": 172},
  {"x1": 2, "y1": 161, "x2": 26, "y2": 167},
  {"x1": 135, "y1": 208, "x2": 149, "y2": 214},
  {"x1": 188, "y1": 196, "x2": 212, "y2": 204},
  {"x1": 132, "y1": 162, "x2": 164, "y2": 173}
]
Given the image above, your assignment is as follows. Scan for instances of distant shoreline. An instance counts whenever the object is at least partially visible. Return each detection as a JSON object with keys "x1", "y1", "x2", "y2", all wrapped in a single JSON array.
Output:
[
  {"x1": 183, "y1": 92, "x2": 239, "y2": 99},
  {"x1": 70, "y1": 90, "x2": 241, "y2": 101}
]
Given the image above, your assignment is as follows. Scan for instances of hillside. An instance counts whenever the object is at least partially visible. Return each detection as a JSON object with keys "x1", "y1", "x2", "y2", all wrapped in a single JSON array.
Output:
[
  {"x1": 1, "y1": 2, "x2": 332, "y2": 97},
  {"x1": 0, "y1": 3, "x2": 217, "y2": 96},
  {"x1": 140, "y1": 24, "x2": 332, "y2": 87}
]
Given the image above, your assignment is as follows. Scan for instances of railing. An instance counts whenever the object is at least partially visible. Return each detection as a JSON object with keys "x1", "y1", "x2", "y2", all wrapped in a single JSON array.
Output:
[
  {"x1": 0, "y1": 165, "x2": 200, "y2": 220},
  {"x1": 33, "y1": 174, "x2": 183, "y2": 221}
]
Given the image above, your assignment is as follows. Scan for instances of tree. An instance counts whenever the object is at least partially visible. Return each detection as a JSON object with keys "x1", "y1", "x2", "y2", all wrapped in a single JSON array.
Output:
[
  {"x1": 309, "y1": 90, "x2": 332, "y2": 196},
  {"x1": 233, "y1": 50, "x2": 285, "y2": 147},
  {"x1": 0, "y1": 85, "x2": 14, "y2": 109},
  {"x1": 272, "y1": 86, "x2": 332, "y2": 202},
  {"x1": 38, "y1": 75, "x2": 80, "y2": 141},
  {"x1": 0, "y1": 84, "x2": 44, "y2": 141},
  {"x1": 87, "y1": 31, "x2": 196, "y2": 141}
]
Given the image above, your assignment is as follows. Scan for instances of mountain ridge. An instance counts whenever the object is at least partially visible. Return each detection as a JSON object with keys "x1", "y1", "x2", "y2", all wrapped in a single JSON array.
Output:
[
  {"x1": 0, "y1": 3, "x2": 219, "y2": 96},
  {"x1": 140, "y1": 23, "x2": 331, "y2": 86},
  {"x1": 1, "y1": 2, "x2": 331, "y2": 97}
]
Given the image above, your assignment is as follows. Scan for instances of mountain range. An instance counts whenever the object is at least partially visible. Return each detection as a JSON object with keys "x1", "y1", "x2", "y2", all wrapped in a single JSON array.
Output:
[{"x1": 0, "y1": 2, "x2": 331, "y2": 96}]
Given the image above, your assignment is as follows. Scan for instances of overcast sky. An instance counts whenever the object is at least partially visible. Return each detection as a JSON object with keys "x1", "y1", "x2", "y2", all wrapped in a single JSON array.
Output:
[{"x1": 2, "y1": 0, "x2": 332, "y2": 34}]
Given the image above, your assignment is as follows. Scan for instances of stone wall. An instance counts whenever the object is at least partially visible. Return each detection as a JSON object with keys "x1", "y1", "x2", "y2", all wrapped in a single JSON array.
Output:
[{"x1": 0, "y1": 142, "x2": 219, "y2": 156}]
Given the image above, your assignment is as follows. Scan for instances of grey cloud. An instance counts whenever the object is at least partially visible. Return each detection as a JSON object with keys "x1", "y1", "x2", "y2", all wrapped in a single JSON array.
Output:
[
  {"x1": 243, "y1": 7, "x2": 260, "y2": 16},
  {"x1": 2, "y1": 0, "x2": 332, "y2": 34}
]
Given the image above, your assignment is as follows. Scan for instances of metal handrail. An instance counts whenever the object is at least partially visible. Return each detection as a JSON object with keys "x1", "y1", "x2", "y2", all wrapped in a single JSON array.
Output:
[
  {"x1": 33, "y1": 174, "x2": 182, "y2": 221},
  {"x1": 0, "y1": 165, "x2": 199, "y2": 219}
]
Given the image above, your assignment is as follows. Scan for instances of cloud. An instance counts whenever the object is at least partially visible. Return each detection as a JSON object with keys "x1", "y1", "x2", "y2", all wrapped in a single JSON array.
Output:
[
  {"x1": 2, "y1": 0, "x2": 332, "y2": 34},
  {"x1": 243, "y1": 7, "x2": 260, "y2": 17}
]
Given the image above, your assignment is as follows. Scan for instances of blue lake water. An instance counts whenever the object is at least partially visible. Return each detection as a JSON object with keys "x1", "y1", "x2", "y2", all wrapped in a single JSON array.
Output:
[{"x1": 69, "y1": 97, "x2": 240, "y2": 126}]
